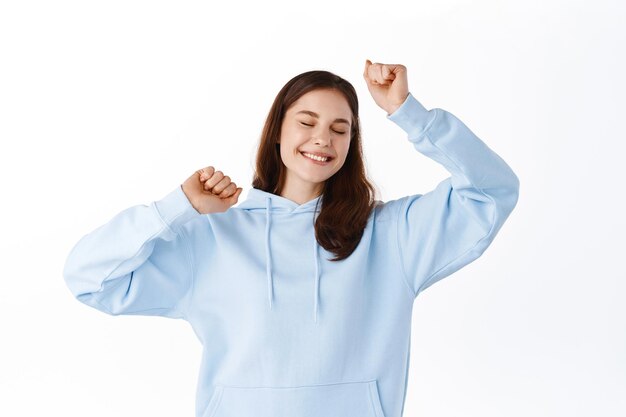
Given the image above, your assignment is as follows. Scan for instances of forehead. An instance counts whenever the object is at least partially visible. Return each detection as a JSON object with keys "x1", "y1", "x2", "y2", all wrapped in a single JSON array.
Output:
[{"x1": 288, "y1": 89, "x2": 352, "y2": 119}]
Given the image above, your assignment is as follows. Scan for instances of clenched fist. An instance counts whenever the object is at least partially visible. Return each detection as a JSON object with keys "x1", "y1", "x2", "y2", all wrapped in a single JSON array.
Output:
[
  {"x1": 363, "y1": 59, "x2": 409, "y2": 115},
  {"x1": 182, "y1": 166, "x2": 243, "y2": 214}
]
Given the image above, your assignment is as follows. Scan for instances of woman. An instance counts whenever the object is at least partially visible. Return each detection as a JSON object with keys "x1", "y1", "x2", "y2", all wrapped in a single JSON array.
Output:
[{"x1": 63, "y1": 60, "x2": 520, "y2": 417}]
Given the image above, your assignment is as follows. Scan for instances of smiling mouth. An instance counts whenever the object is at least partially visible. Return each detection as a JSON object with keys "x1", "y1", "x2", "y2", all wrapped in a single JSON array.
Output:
[{"x1": 300, "y1": 151, "x2": 333, "y2": 163}]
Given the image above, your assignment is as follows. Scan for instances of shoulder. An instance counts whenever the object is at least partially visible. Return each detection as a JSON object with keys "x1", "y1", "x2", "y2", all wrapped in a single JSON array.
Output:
[
  {"x1": 178, "y1": 212, "x2": 211, "y2": 238},
  {"x1": 372, "y1": 194, "x2": 424, "y2": 223}
]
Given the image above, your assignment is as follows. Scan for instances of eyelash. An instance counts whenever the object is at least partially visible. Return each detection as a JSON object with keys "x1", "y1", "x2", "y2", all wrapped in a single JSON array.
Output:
[{"x1": 300, "y1": 122, "x2": 347, "y2": 135}]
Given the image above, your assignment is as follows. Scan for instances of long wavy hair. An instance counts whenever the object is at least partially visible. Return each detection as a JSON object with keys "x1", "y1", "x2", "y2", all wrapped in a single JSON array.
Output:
[{"x1": 251, "y1": 70, "x2": 379, "y2": 262}]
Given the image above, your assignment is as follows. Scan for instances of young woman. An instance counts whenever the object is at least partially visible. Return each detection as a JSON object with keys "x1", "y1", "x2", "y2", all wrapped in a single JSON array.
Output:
[{"x1": 64, "y1": 60, "x2": 519, "y2": 417}]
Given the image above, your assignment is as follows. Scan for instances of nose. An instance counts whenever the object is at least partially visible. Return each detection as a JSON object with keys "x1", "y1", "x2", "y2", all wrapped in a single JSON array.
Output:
[{"x1": 313, "y1": 132, "x2": 332, "y2": 146}]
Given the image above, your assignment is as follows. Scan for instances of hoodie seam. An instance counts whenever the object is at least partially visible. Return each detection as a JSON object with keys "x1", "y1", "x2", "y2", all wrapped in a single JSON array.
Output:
[
  {"x1": 102, "y1": 228, "x2": 161, "y2": 287},
  {"x1": 91, "y1": 295, "x2": 115, "y2": 315},
  {"x1": 395, "y1": 198, "x2": 418, "y2": 300},
  {"x1": 150, "y1": 199, "x2": 178, "y2": 237},
  {"x1": 150, "y1": 198, "x2": 195, "y2": 316},
  {"x1": 216, "y1": 379, "x2": 380, "y2": 389},
  {"x1": 90, "y1": 294, "x2": 182, "y2": 317},
  {"x1": 416, "y1": 213, "x2": 496, "y2": 296},
  {"x1": 405, "y1": 107, "x2": 440, "y2": 144},
  {"x1": 102, "y1": 196, "x2": 167, "y2": 283},
  {"x1": 178, "y1": 224, "x2": 196, "y2": 319}
]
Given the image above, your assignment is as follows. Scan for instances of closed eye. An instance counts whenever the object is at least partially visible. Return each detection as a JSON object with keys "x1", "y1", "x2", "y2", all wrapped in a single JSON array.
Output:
[{"x1": 300, "y1": 122, "x2": 347, "y2": 135}]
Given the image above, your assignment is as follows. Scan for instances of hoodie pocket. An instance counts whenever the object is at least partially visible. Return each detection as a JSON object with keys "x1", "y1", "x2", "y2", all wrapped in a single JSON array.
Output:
[{"x1": 203, "y1": 379, "x2": 385, "y2": 417}]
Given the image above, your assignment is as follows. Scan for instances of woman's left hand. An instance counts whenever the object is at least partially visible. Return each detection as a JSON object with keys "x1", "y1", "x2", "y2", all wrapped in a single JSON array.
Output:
[{"x1": 363, "y1": 59, "x2": 409, "y2": 115}]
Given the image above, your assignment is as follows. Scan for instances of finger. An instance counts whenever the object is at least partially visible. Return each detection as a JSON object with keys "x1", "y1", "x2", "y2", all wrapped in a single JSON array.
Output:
[
  {"x1": 382, "y1": 65, "x2": 396, "y2": 81},
  {"x1": 372, "y1": 62, "x2": 383, "y2": 84},
  {"x1": 228, "y1": 187, "x2": 243, "y2": 204},
  {"x1": 210, "y1": 175, "x2": 231, "y2": 194},
  {"x1": 368, "y1": 62, "x2": 389, "y2": 86},
  {"x1": 364, "y1": 59, "x2": 379, "y2": 83},
  {"x1": 374, "y1": 65, "x2": 392, "y2": 85},
  {"x1": 216, "y1": 185, "x2": 235, "y2": 198},
  {"x1": 363, "y1": 59, "x2": 372, "y2": 79},
  {"x1": 198, "y1": 166, "x2": 214, "y2": 179},
  {"x1": 210, "y1": 177, "x2": 232, "y2": 195},
  {"x1": 217, "y1": 182, "x2": 236, "y2": 198},
  {"x1": 204, "y1": 170, "x2": 224, "y2": 191},
  {"x1": 198, "y1": 166, "x2": 215, "y2": 181}
]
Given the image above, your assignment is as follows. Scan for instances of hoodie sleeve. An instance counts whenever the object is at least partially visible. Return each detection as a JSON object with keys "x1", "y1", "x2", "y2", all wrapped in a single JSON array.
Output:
[
  {"x1": 386, "y1": 92, "x2": 520, "y2": 298},
  {"x1": 63, "y1": 185, "x2": 203, "y2": 319}
]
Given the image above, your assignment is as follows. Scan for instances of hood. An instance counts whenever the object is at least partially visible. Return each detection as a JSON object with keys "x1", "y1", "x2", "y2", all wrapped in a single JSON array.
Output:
[{"x1": 237, "y1": 188, "x2": 325, "y2": 323}]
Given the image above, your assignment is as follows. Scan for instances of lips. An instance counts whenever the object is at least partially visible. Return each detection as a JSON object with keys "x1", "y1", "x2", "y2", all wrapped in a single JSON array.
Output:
[
  {"x1": 300, "y1": 151, "x2": 332, "y2": 164},
  {"x1": 300, "y1": 151, "x2": 334, "y2": 160}
]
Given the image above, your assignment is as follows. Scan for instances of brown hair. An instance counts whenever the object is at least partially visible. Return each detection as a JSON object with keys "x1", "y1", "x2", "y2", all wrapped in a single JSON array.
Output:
[{"x1": 252, "y1": 70, "x2": 379, "y2": 262}]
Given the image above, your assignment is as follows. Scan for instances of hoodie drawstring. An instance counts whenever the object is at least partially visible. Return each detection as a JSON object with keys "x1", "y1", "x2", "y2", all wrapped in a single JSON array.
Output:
[
  {"x1": 313, "y1": 232, "x2": 320, "y2": 323},
  {"x1": 265, "y1": 196, "x2": 321, "y2": 323},
  {"x1": 265, "y1": 197, "x2": 274, "y2": 309}
]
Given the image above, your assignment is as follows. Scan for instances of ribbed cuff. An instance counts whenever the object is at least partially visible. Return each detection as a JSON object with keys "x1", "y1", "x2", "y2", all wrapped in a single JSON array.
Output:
[
  {"x1": 153, "y1": 185, "x2": 202, "y2": 231},
  {"x1": 387, "y1": 92, "x2": 434, "y2": 137}
]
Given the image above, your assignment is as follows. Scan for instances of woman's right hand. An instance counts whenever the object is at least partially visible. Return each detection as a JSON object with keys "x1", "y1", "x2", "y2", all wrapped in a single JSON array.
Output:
[{"x1": 181, "y1": 166, "x2": 243, "y2": 214}]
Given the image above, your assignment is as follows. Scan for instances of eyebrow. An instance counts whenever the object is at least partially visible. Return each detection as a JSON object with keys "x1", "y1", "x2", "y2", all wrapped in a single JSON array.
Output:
[{"x1": 295, "y1": 110, "x2": 351, "y2": 126}]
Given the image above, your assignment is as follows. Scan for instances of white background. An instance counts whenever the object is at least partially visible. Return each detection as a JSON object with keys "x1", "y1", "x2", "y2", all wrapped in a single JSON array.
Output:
[{"x1": 1, "y1": 0, "x2": 624, "y2": 416}]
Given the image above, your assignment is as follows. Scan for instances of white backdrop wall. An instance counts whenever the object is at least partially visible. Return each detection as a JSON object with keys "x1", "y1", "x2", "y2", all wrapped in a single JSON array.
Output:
[{"x1": 1, "y1": 1, "x2": 624, "y2": 416}]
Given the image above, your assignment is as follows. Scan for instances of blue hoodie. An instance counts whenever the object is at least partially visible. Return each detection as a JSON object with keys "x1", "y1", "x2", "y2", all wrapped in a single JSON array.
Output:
[{"x1": 63, "y1": 92, "x2": 519, "y2": 417}]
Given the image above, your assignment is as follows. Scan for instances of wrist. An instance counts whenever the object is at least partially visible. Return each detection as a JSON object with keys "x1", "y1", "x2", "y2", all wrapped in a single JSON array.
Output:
[{"x1": 385, "y1": 92, "x2": 410, "y2": 116}]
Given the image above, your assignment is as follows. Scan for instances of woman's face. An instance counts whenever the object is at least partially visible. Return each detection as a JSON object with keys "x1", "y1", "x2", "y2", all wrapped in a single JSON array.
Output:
[{"x1": 278, "y1": 88, "x2": 352, "y2": 196}]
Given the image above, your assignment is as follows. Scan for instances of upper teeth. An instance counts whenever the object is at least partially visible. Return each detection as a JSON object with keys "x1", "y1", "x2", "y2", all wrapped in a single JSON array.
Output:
[{"x1": 302, "y1": 152, "x2": 328, "y2": 162}]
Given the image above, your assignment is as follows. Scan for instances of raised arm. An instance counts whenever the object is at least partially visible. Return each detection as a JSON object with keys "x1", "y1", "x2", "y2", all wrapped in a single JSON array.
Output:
[
  {"x1": 387, "y1": 92, "x2": 520, "y2": 297},
  {"x1": 62, "y1": 185, "x2": 202, "y2": 318},
  {"x1": 63, "y1": 166, "x2": 243, "y2": 318},
  {"x1": 363, "y1": 59, "x2": 519, "y2": 298}
]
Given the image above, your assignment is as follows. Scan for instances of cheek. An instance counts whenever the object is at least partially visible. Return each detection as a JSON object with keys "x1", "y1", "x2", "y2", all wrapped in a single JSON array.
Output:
[
  {"x1": 280, "y1": 128, "x2": 304, "y2": 148},
  {"x1": 340, "y1": 140, "x2": 351, "y2": 157}
]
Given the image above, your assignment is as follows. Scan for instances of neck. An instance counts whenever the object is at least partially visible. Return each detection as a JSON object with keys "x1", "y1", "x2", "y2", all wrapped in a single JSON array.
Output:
[{"x1": 279, "y1": 182, "x2": 323, "y2": 205}]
